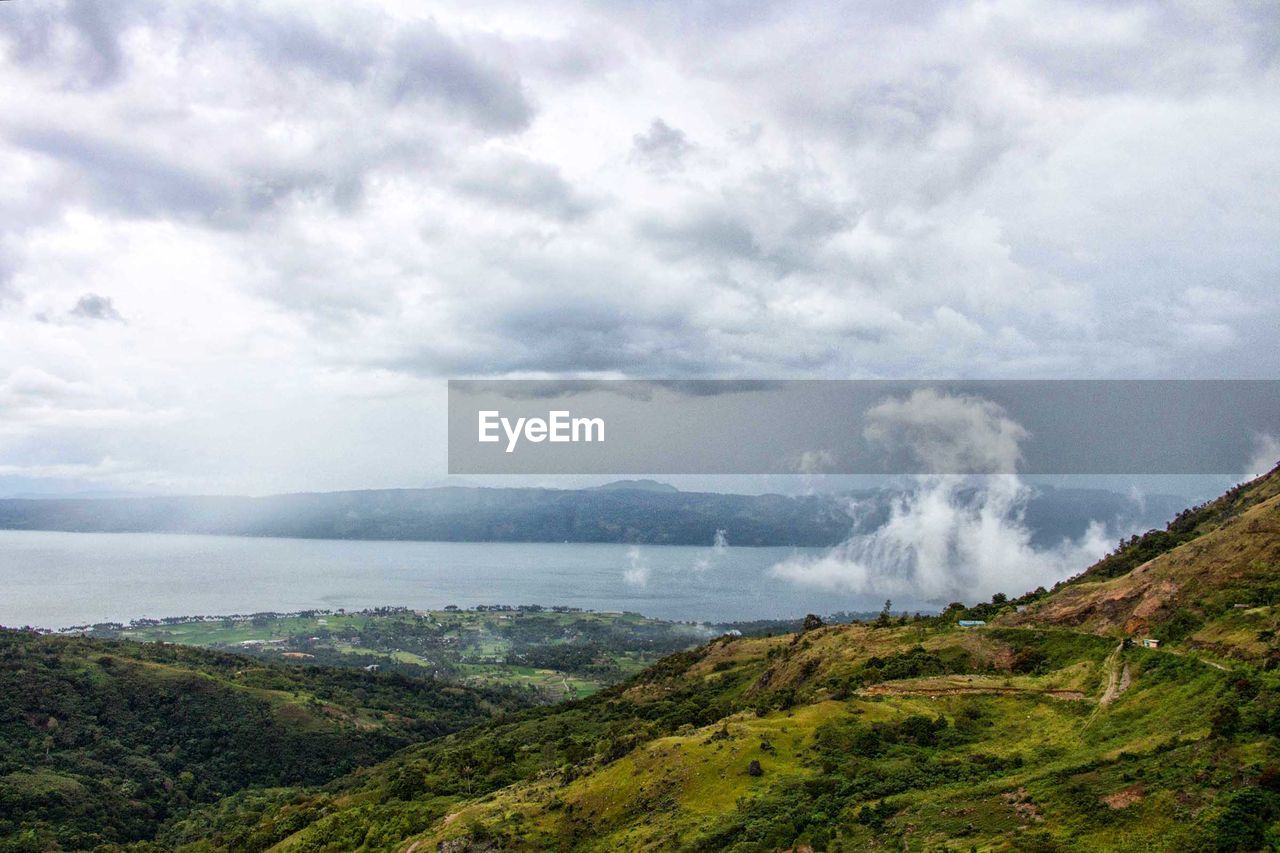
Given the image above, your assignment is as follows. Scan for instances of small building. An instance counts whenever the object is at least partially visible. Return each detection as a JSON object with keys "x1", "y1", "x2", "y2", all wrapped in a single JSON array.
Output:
[
  {"x1": 363, "y1": 664, "x2": 381, "y2": 672},
  {"x1": 1140, "y1": 638, "x2": 1160, "y2": 649},
  {"x1": 958, "y1": 620, "x2": 986, "y2": 628}
]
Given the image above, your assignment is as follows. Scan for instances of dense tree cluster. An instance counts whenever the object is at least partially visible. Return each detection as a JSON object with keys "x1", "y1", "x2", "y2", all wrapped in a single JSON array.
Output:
[{"x1": 0, "y1": 630, "x2": 524, "y2": 849}]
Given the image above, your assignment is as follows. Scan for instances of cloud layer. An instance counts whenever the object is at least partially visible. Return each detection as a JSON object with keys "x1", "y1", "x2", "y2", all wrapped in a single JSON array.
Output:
[
  {"x1": 771, "y1": 390, "x2": 1111, "y2": 600},
  {"x1": 1, "y1": 0, "x2": 1278, "y2": 492}
]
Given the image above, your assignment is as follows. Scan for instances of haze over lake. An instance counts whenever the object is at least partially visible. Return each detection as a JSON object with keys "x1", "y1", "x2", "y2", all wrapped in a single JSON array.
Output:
[{"x1": 0, "y1": 530, "x2": 912, "y2": 629}]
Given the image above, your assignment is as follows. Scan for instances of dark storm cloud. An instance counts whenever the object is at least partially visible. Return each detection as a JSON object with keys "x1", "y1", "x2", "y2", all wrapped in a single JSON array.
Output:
[
  {"x1": 640, "y1": 210, "x2": 759, "y2": 262},
  {"x1": 8, "y1": 124, "x2": 386, "y2": 228},
  {"x1": 196, "y1": 8, "x2": 536, "y2": 131},
  {"x1": 244, "y1": 167, "x2": 370, "y2": 217},
  {"x1": 69, "y1": 293, "x2": 125, "y2": 323},
  {"x1": 651, "y1": 379, "x2": 788, "y2": 397},
  {"x1": 383, "y1": 290, "x2": 719, "y2": 378},
  {"x1": 1237, "y1": 2, "x2": 1280, "y2": 69},
  {"x1": 9, "y1": 127, "x2": 230, "y2": 220},
  {"x1": 390, "y1": 23, "x2": 534, "y2": 133},
  {"x1": 448, "y1": 378, "x2": 785, "y2": 401},
  {"x1": 637, "y1": 170, "x2": 853, "y2": 276},
  {"x1": 63, "y1": 0, "x2": 127, "y2": 85},
  {"x1": 631, "y1": 118, "x2": 693, "y2": 171},
  {"x1": 453, "y1": 156, "x2": 594, "y2": 221},
  {"x1": 490, "y1": 298, "x2": 686, "y2": 373},
  {"x1": 187, "y1": 4, "x2": 376, "y2": 83},
  {"x1": 2, "y1": 1, "x2": 536, "y2": 135},
  {"x1": 3, "y1": 0, "x2": 1280, "y2": 496},
  {"x1": 3, "y1": 0, "x2": 136, "y2": 88}
]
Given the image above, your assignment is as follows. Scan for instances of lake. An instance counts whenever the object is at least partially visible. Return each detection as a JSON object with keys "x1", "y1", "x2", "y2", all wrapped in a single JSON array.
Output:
[{"x1": 0, "y1": 530, "x2": 919, "y2": 628}]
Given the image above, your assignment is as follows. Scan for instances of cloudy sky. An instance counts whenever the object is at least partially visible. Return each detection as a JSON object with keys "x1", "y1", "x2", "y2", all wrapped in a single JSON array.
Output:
[{"x1": 1, "y1": 0, "x2": 1278, "y2": 495}]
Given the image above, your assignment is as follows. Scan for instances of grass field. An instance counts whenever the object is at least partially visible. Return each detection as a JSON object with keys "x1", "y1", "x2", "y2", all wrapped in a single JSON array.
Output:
[{"x1": 82, "y1": 606, "x2": 717, "y2": 701}]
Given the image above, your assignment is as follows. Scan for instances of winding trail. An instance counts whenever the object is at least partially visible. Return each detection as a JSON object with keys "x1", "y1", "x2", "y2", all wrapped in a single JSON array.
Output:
[
  {"x1": 1099, "y1": 648, "x2": 1131, "y2": 708},
  {"x1": 858, "y1": 677, "x2": 1085, "y2": 701},
  {"x1": 1083, "y1": 642, "x2": 1130, "y2": 731}
]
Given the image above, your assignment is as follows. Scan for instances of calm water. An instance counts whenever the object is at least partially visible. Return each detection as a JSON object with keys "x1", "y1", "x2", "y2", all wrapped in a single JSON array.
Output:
[{"x1": 0, "y1": 530, "x2": 909, "y2": 628}]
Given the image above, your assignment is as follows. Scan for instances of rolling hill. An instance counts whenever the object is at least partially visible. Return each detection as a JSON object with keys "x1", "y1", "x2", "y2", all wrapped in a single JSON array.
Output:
[
  {"x1": 164, "y1": 618, "x2": 1242, "y2": 851},
  {"x1": 1007, "y1": 462, "x2": 1280, "y2": 661},
  {"x1": 0, "y1": 632, "x2": 527, "y2": 850},
  {"x1": 135, "y1": 465, "x2": 1280, "y2": 851},
  {"x1": 3, "y1": 467, "x2": 1277, "y2": 850}
]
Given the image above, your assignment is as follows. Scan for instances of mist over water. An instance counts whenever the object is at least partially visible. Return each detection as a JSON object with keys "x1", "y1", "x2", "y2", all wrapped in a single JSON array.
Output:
[
  {"x1": 0, "y1": 531, "x2": 907, "y2": 629},
  {"x1": 770, "y1": 475, "x2": 1111, "y2": 600},
  {"x1": 770, "y1": 390, "x2": 1114, "y2": 600}
]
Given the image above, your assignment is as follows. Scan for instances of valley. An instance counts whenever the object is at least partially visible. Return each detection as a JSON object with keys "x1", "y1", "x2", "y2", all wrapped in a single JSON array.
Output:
[
  {"x1": 2, "y1": 465, "x2": 1278, "y2": 850},
  {"x1": 82, "y1": 607, "x2": 728, "y2": 701}
]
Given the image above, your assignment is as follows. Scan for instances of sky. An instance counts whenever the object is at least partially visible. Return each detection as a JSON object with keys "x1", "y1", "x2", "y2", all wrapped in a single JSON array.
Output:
[{"x1": 1, "y1": 0, "x2": 1278, "y2": 496}]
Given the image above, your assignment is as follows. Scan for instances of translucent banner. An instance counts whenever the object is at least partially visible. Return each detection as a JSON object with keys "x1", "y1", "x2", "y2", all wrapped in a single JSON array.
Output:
[{"x1": 448, "y1": 380, "x2": 1280, "y2": 475}]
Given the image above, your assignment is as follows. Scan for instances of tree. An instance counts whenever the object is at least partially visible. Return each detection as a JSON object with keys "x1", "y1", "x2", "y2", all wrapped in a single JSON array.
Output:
[
  {"x1": 1211, "y1": 702, "x2": 1240, "y2": 739},
  {"x1": 876, "y1": 600, "x2": 893, "y2": 627}
]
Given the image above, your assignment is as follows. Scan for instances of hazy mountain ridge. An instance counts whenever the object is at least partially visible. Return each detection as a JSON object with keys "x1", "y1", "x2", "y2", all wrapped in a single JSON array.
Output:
[{"x1": 0, "y1": 484, "x2": 1187, "y2": 548}]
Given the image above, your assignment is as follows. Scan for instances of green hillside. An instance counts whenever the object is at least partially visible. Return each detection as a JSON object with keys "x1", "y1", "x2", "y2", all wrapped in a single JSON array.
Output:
[
  {"x1": 0, "y1": 633, "x2": 526, "y2": 850},
  {"x1": 5, "y1": 468, "x2": 1280, "y2": 850},
  {"x1": 163, "y1": 469, "x2": 1280, "y2": 852},
  {"x1": 1007, "y1": 463, "x2": 1280, "y2": 663},
  {"x1": 166, "y1": 620, "x2": 1269, "y2": 851},
  {"x1": 88, "y1": 607, "x2": 716, "y2": 702},
  {"x1": 1064, "y1": 463, "x2": 1280, "y2": 588}
]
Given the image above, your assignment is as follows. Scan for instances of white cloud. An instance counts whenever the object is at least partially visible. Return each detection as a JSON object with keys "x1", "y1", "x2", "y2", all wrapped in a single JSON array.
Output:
[
  {"x1": 693, "y1": 529, "x2": 729, "y2": 573},
  {"x1": 771, "y1": 390, "x2": 1112, "y2": 601},
  {"x1": 1245, "y1": 433, "x2": 1280, "y2": 481},
  {"x1": 1, "y1": 0, "x2": 1277, "y2": 492},
  {"x1": 770, "y1": 476, "x2": 1111, "y2": 601},
  {"x1": 623, "y1": 546, "x2": 650, "y2": 587},
  {"x1": 863, "y1": 388, "x2": 1027, "y2": 475}
]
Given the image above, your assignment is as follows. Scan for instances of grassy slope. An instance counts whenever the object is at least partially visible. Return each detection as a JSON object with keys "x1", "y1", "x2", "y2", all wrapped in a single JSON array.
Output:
[
  {"x1": 96, "y1": 609, "x2": 708, "y2": 700},
  {"x1": 172, "y1": 470, "x2": 1280, "y2": 852},
  {"x1": 1005, "y1": 467, "x2": 1280, "y2": 662},
  {"x1": 164, "y1": 619, "x2": 1268, "y2": 852},
  {"x1": 400, "y1": 630, "x2": 1241, "y2": 852},
  {"x1": 1066, "y1": 464, "x2": 1280, "y2": 587}
]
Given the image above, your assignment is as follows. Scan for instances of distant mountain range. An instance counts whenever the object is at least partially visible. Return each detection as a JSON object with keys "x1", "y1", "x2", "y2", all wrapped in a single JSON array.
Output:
[{"x1": 0, "y1": 482, "x2": 1189, "y2": 547}]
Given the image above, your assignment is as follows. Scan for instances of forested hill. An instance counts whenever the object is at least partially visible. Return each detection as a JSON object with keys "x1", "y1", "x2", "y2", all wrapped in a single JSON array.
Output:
[
  {"x1": 0, "y1": 631, "x2": 525, "y2": 850},
  {"x1": 0, "y1": 483, "x2": 1186, "y2": 547}
]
